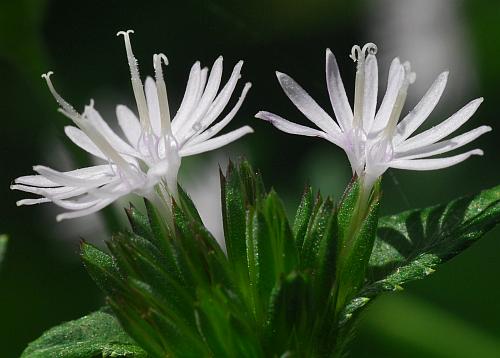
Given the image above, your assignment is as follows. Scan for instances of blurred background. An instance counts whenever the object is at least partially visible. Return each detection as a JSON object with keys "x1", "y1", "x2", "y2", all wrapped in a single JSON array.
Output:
[{"x1": 0, "y1": 0, "x2": 499, "y2": 356}]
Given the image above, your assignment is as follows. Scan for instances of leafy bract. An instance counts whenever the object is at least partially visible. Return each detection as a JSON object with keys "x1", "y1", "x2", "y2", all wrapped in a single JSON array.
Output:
[{"x1": 21, "y1": 309, "x2": 147, "y2": 358}]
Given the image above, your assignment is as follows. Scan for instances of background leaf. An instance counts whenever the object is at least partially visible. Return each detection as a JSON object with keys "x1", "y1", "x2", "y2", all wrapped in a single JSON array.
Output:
[{"x1": 0, "y1": 235, "x2": 7, "y2": 266}]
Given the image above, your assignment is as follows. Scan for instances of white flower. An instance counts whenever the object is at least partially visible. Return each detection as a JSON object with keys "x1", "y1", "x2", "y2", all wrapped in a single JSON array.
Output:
[
  {"x1": 256, "y1": 43, "x2": 491, "y2": 192},
  {"x1": 11, "y1": 30, "x2": 253, "y2": 221}
]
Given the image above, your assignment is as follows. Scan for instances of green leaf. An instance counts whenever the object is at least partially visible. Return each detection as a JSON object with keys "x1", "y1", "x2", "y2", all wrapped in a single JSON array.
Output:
[
  {"x1": 221, "y1": 161, "x2": 248, "y2": 274},
  {"x1": 292, "y1": 186, "x2": 314, "y2": 250},
  {"x1": 221, "y1": 160, "x2": 266, "y2": 275},
  {"x1": 246, "y1": 192, "x2": 298, "y2": 319},
  {"x1": 125, "y1": 204, "x2": 154, "y2": 241},
  {"x1": 341, "y1": 184, "x2": 500, "y2": 324},
  {"x1": 264, "y1": 272, "x2": 310, "y2": 356},
  {"x1": 81, "y1": 241, "x2": 124, "y2": 295},
  {"x1": 21, "y1": 309, "x2": 147, "y2": 358},
  {"x1": 177, "y1": 184, "x2": 203, "y2": 224}
]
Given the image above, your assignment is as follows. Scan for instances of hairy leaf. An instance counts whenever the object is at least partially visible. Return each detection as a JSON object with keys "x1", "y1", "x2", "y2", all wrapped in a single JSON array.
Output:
[
  {"x1": 341, "y1": 184, "x2": 500, "y2": 324},
  {"x1": 21, "y1": 309, "x2": 147, "y2": 358}
]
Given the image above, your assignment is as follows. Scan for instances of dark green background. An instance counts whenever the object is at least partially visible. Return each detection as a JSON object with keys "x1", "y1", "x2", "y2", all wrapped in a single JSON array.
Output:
[{"x1": 1, "y1": 0, "x2": 499, "y2": 357}]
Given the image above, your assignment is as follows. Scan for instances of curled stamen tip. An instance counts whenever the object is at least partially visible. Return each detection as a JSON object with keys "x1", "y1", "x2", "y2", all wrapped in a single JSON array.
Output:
[
  {"x1": 349, "y1": 45, "x2": 361, "y2": 62},
  {"x1": 116, "y1": 29, "x2": 134, "y2": 37},
  {"x1": 363, "y1": 42, "x2": 378, "y2": 55},
  {"x1": 41, "y1": 71, "x2": 54, "y2": 80},
  {"x1": 154, "y1": 53, "x2": 169, "y2": 66},
  {"x1": 350, "y1": 43, "x2": 378, "y2": 62}
]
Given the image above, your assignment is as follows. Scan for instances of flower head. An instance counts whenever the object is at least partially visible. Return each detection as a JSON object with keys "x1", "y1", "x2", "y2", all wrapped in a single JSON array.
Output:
[
  {"x1": 12, "y1": 30, "x2": 253, "y2": 221},
  {"x1": 256, "y1": 43, "x2": 491, "y2": 192}
]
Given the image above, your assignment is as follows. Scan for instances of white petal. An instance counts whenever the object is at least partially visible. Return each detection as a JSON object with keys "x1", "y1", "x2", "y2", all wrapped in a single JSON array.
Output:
[
  {"x1": 179, "y1": 126, "x2": 253, "y2": 157},
  {"x1": 325, "y1": 48, "x2": 353, "y2": 132},
  {"x1": 362, "y1": 54, "x2": 378, "y2": 132},
  {"x1": 85, "y1": 106, "x2": 139, "y2": 158},
  {"x1": 371, "y1": 58, "x2": 405, "y2": 133},
  {"x1": 189, "y1": 82, "x2": 251, "y2": 145},
  {"x1": 14, "y1": 174, "x2": 58, "y2": 187},
  {"x1": 394, "y1": 72, "x2": 449, "y2": 143},
  {"x1": 64, "y1": 126, "x2": 106, "y2": 159},
  {"x1": 255, "y1": 111, "x2": 328, "y2": 138},
  {"x1": 33, "y1": 165, "x2": 114, "y2": 187},
  {"x1": 276, "y1": 71, "x2": 343, "y2": 139},
  {"x1": 56, "y1": 198, "x2": 115, "y2": 221},
  {"x1": 12, "y1": 184, "x2": 73, "y2": 196},
  {"x1": 197, "y1": 61, "x2": 243, "y2": 130},
  {"x1": 398, "y1": 98, "x2": 483, "y2": 152},
  {"x1": 14, "y1": 165, "x2": 115, "y2": 187},
  {"x1": 389, "y1": 149, "x2": 483, "y2": 171},
  {"x1": 176, "y1": 58, "x2": 223, "y2": 140},
  {"x1": 194, "y1": 67, "x2": 209, "y2": 105},
  {"x1": 50, "y1": 197, "x2": 102, "y2": 210},
  {"x1": 116, "y1": 105, "x2": 141, "y2": 148},
  {"x1": 172, "y1": 61, "x2": 201, "y2": 130},
  {"x1": 145, "y1": 76, "x2": 162, "y2": 136},
  {"x1": 395, "y1": 125, "x2": 491, "y2": 160},
  {"x1": 17, "y1": 198, "x2": 51, "y2": 206}
]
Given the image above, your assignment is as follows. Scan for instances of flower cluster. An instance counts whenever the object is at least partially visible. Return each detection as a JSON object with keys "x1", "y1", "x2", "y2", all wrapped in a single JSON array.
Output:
[
  {"x1": 256, "y1": 43, "x2": 490, "y2": 192},
  {"x1": 11, "y1": 30, "x2": 252, "y2": 221},
  {"x1": 11, "y1": 34, "x2": 491, "y2": 221}
]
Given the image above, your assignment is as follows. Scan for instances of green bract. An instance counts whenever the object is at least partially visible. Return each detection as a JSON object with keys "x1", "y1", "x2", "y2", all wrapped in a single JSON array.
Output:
[{"x1": 21, "y1": 161, "x2": 500, "y2": 357}]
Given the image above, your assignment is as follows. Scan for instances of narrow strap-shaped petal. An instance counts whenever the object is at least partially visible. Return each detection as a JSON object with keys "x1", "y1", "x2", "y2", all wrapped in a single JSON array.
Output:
[
  {"x1": 116, "y1": 105, "x2": 141, "y2": 148},
  {"x1": 394, "y1": 125, "x2": 491, "y2": 160},
  {"x1": 276, "y1": 71, "x2": 343, "y2": 138},
  {"x1": 33, "y1": 165, "x2": 114, "y2": 187},
  {"x1": 14, "y1": 165, "x2": 115, "y2": 187},
  {"x1": 394, "y1": 71, "x2": 449, "y2": 143},
  {"x1": 176, "y1": 57, "x2": 223, "y2": 140},
  {"x1": 325, "y1": 48, "x2": 353, "y2": 132},
  {"x1": 362, "y1": 54, "x2": 378, "y2": 132},
  {"x1": 389, "y1": 149, "x2": 483, "y2": 170},
  {"x1": 17, "y1": 198, "x2": 51, "y2": 206},
  {"x1": 194, "y1": 67, "x2": 209, "y2": 105},
  {"x1": 256, "y1": 111, "x2": 329, "y2": 139},
  {"x1": 179, "y1": 126, "x2": 253, "y2": 157},
  {"x1": 14, "y1": 175, "x2": 58, "y2": 187},
  {"x1": 172, "y1": 61, "x2": 201, "y2": 130},
  {"x1": 188, "y1": 82, "x2": 252, "y2": 145},
  {"x1": 144, "y1": 77, "x2": 162, "y2": 136},
  {"x1": 85, "y1": 106, "x2": 140, "y2": 158},
  {"x1": 64, "y1": 126, "x2": 107, "y2": 160},
  {"x1": 56, "y1": 198, "x2": 115, "y2": 221},
  {"x1": 49, "y1": 197, "x2": 103, "y2": 211},
  {"x1": 397, "y1": 98, "x2": 483, "y2": 152},
  {"x1": 195, "y1": 61, "x2": 244, "y2": 132},
  {"x1": 371, "y1": 58, "x2": 405, "y2": 133},
  {"x1": 11, "y1": 184, "x2": 77, "y2": 196}
]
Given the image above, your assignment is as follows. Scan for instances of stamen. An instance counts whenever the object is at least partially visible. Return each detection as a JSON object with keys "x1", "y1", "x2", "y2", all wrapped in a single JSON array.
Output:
[
  {"x1": 351, "y1": 42, "x2": 379, "y2": 132},
  {"x1": 153, "y1": 53, "x2": 172, "y2": 137},
  {"x1": 116, "y1": 30, "x2": 150, "y2": 131},
  {"x1": 41, "y1": 72, "x2": 79, "y2": 117},
  {"x1": 384, "y1": 61, "x2": 415, "y2": 138}
]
